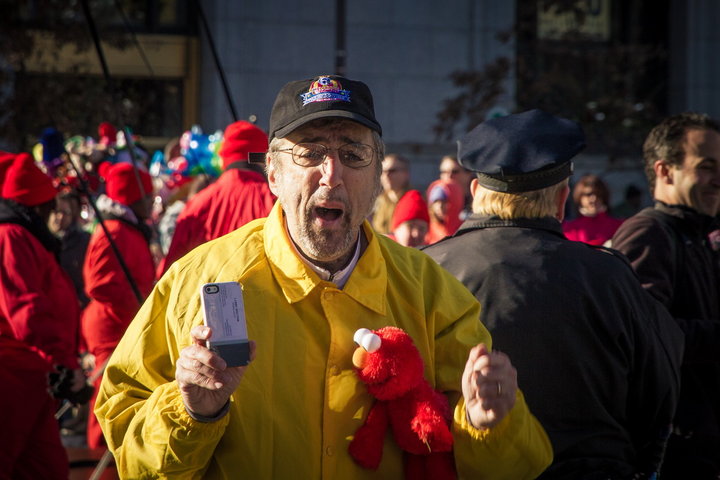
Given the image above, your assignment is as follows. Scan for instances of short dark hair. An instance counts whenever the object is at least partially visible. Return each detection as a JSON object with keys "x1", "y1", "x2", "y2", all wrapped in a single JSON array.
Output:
[{"x1": 643, "y1": 112, "x2": 720, "y2": 191}]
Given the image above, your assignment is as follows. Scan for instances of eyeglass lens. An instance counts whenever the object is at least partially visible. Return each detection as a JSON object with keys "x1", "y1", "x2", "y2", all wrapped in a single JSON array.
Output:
[{"x1": 292, "y1": 143, "x2": 373, "y2": 168}]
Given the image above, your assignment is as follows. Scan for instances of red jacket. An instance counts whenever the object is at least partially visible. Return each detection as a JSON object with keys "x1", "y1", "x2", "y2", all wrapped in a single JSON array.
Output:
[
  {"x1": 82, "y1": 217, "x2": 155, "y2": 448},
  {"x1": 0, "y1": 223, "x2": 81, "y2": 370},
  {"x1": 82, "y1": 219, "x2": 155, "y2": 362},
  {"x1": 160, "y1": 167, "x2": 275, "y2": 275}
]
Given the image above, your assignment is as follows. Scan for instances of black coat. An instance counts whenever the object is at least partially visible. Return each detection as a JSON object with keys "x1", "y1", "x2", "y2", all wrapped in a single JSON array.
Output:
[
  {"x1": 612, "y1": 203, "x2": 720, "y2": 471},
  {"x1": 424, "y1": 215, "x2": 684, "y2": 480}
]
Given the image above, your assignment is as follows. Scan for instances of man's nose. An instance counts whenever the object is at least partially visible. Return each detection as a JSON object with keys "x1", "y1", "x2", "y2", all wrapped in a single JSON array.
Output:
[{"x1": 319, "y1": 151, "x2": 344, "y2": 187}]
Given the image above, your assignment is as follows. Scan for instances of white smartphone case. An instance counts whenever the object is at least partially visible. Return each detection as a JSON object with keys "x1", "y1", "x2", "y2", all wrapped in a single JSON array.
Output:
[{"x1": 200, "y1": 281, "x2": 250, "y2": 366}]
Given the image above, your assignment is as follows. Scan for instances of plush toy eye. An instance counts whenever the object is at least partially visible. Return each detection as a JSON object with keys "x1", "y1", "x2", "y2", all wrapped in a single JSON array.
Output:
[{"x1": 353, "y1": 328, "x2": 382, "y2": 353}]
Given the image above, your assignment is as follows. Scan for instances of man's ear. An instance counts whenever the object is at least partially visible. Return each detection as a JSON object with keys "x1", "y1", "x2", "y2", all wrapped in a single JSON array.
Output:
[
  {"x1": 556, "y1": 184, "x2": 570, "y2": 222},
  {"x1": 654, "y1": 160, "x2": 673, "y2": 184},
  {"x1": 266, "y1": 155, "x2": 279, "y2": 196}
]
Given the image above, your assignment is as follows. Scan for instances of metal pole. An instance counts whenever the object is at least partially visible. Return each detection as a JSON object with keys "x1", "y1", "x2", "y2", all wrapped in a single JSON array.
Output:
[
  {"x1": 64, "y1": 154, "x2": 144, "y2": 304},
  {"x1": 80, "y1": 0, "x2": 151, "y2": 204},
  {"x1": 194, "y1": 0, "x2": 239, "y2": 121},
  {"x1": 89, "y1": 449, "x2": 114, "y2": 480},
  {"x1": 335, "y1": 0, "x2": 347, "y2": 76}
]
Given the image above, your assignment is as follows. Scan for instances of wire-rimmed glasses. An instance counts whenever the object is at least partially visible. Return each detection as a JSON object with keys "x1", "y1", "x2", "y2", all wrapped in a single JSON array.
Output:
[{"x1": 275, "y1": 142, "x2": 376, "y2": 169}]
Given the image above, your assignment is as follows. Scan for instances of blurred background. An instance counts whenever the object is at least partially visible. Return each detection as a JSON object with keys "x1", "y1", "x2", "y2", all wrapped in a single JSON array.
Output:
[{"x1": 2, "y1": 0, "x2": 718, "y2": 209}]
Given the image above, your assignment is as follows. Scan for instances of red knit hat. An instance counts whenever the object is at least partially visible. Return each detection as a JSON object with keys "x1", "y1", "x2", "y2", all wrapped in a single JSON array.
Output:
[
  {"x1": 97, "y1": 161, "x2": 113, "y2": 179},
  {"x1": 0, "y1": 151, "x2": 15, "y2": 184},
  {"x1": 98, "y1": 122, "x2": 117, "y2": 146},
  {"x1": 218, "y1": 121, "x2": 268, "y2": 169},
  {"x1": 391, "y1": 190, "x2": 430, "y2": 231},
  {"x1": 104, "y1": 163, "x2": 153, "y2": 206},
  {"x1": 2, "y1": 153, "x2": 57, "y2": 206}
]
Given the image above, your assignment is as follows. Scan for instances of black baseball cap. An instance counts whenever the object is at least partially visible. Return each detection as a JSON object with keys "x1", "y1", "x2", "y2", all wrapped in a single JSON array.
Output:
[
  {"x1": 268, "y1": 75, "x2": 382, "y2": 139},
  {"x1": 458, "y1": 109, "x2": 585, "y2": 193}
]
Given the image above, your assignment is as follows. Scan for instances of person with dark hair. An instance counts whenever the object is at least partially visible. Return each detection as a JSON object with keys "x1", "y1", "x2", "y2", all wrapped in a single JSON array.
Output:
[
  {"x1": 49, "y1": 189, "x2": 91, "y2": 308},
  {"x1": 94, "y1": 74, "x2": 552, "y2": 479},
  {"x1": 159, "y1": 121, "x2": 275, "y2": 275},
  {"x1": 0, "y1": 152, "x2": 85, "y2": 478},
  {"x1": 562, "y1": 174, "x2": 623, "y2": 245},
  {"x1": 424, "y1": 110, "x2": 684, "y2": 479},
  {"x1": 612, "y1": 112, "x2": 720, "y2": 478},
  {"x1": 82, "y1": 162, "x2": 156, "y2": 449}
]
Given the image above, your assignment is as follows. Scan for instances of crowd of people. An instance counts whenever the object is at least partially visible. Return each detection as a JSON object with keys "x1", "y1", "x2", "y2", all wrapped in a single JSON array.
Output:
[{"x1": 0, "y1": 74, "x2": 718, "y2": 479}]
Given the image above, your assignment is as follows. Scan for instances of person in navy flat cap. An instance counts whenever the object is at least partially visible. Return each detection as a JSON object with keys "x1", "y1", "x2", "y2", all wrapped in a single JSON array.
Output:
[{"x1": 425, "y1": 109, "x2": 685, "y2": 479}]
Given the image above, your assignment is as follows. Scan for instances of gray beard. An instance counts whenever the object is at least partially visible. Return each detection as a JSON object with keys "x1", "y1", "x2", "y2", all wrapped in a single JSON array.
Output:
[{"x1": 297, "y1": 206, "x2": 356, "y2": 262}]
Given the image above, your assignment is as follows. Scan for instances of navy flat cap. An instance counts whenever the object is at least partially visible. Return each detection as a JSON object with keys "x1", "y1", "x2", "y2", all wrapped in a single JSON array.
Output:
[{"x1": 458, "y1": 109, "x2": 585, "y2": 192}]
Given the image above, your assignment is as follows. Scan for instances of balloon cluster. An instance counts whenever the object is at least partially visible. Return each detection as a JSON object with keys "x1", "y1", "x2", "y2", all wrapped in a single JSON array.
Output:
[{"x1": 150, "y1": 125, "x2": 223, "y2": 186}]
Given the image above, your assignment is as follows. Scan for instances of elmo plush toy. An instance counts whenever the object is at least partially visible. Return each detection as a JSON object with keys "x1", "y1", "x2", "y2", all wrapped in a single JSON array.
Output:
[{"x1": 349, "y1": 326, "x2": 456, "y2": 480}]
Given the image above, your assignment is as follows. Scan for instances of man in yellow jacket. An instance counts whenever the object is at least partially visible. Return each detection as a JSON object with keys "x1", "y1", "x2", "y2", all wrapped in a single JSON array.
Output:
[{"x1": 95, "y1": 75, "x2": 552, "y2": 479}]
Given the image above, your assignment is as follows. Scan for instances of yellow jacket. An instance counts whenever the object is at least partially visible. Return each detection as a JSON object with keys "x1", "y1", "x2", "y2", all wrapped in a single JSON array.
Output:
[{"x1": 96, "y1": 202, "x2": 551, "y2": 479}]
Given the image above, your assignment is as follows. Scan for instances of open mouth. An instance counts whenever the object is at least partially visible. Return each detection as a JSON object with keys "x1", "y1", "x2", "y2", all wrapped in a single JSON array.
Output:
[{"x1": 314, "y1": 206, "x2": 343, "y2": 221}]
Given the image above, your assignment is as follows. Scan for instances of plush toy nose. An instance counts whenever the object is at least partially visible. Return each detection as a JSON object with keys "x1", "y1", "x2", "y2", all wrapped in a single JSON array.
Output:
[{"x1": 352, "y1": 346, "x2": 368, "y2": 369}]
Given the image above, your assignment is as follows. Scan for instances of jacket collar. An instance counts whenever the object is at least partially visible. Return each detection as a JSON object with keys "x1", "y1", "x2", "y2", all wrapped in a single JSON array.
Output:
[
  {"x1": 654, "y1": 201, "x2": 718, "y2": 235},
  {"x1": 263, "y1": 202, "x2": 387, "y2": 315},
  {"x1": 0, "y1": 198, "x2": 62, "y2": 259},
  {"x1": 455, "y1": 214, "x2": 565, "y2": 238}
]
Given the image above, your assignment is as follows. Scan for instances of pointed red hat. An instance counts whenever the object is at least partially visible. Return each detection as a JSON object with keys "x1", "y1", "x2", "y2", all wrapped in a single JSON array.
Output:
[
  {"x1": 391, "y1": 190, "x2": 429, "y2": 231},
  {"x1": 0, "y1": 151, "x2": 15, "y2": 184},
  {"x1": 104, "y1": 163, "x2": 153, "y2": 206},
  {"x1": 218, "y1": 121, "x2": 268, "y2": 169},
  {"x1": 1, "y1": 153, "x2": 57, "y2": 206},
  {"x1": 98, "y1": 122, "x2": 117, "y2": 146}
]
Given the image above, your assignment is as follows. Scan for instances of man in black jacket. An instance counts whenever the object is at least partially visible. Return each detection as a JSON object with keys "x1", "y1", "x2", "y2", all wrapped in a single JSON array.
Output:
[
  {"x1": 611, "y1": 112, "x2": 720, "y2": 478},
  {"x1": 424, "y1": 110, "x2": 684, "y2": 480}
]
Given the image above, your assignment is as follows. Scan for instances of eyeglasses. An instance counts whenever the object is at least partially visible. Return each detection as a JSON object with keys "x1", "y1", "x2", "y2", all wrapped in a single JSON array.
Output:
[
  {"x1": 440, "y1": 169, "x2": 462, "y2": 176},
  {"x1": 275, "y1": 142, "x2": 376, "y2": 169}
]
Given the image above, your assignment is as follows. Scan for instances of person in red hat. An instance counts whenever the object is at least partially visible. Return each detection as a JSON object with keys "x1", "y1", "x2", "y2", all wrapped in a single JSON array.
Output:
[
  {"x1": 388, "y1": 190, "x2": 429, "y2": 248},
  {"x1": 0, "y1": 152, "x2": 85, "y2": 479},
  {"x1": 158, "y1": 121, "x2": 276, "y2": 276},
  {"x1": 82, "y1": 162, "x2": 156, "y2": 448},
  {"x1": 425, "y1": 178, "x2": 465, "y2": 245}
]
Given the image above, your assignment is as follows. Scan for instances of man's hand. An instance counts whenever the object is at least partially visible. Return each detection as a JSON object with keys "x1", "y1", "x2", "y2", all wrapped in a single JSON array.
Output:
[
  {"x1": 461, "y1": 344, "x2": 517, "y2": 430},
  {"x1": 176, "y1": 325, "x2": 256, "y2": 418}
]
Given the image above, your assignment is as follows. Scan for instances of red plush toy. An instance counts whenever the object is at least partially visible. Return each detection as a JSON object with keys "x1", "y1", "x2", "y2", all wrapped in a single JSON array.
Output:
[{"x1": 349, "y1": 326, "x2": 456, "y2": 480}]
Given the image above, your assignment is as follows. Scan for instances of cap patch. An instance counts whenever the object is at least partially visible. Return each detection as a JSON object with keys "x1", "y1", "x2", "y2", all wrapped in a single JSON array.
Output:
[{"x1": 301, "y1": 76, "x2": 351, "y2": 106}]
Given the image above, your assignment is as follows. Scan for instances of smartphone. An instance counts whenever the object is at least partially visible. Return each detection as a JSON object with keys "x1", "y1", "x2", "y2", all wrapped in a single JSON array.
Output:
[{"x1": 200, "y1": 281, "x2": 251, "y2": 367}]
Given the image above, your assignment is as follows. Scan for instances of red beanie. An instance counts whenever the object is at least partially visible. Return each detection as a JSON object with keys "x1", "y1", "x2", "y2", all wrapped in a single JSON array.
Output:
[
  {"x1": 98, "y1": 122, "x2": 117, "y2": 146},
  {"x1": 1, "y1": 153, "x2": 57, "y2": 206},
  {"x1": 97, "y1": 161, "x2": 113, "y2": 179},
  {"x1": 218, "y1": 121, "x2": 268, "y2": 169},
  {"x1": 0, "y1": 151, "x2": 15, "y2": 184},
  {"x1": 104, "y1": 163, "x2": 153, "y2": 206},
  {"x1": 391, "y1": 190, "x2": 430, "y2": 231}
]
